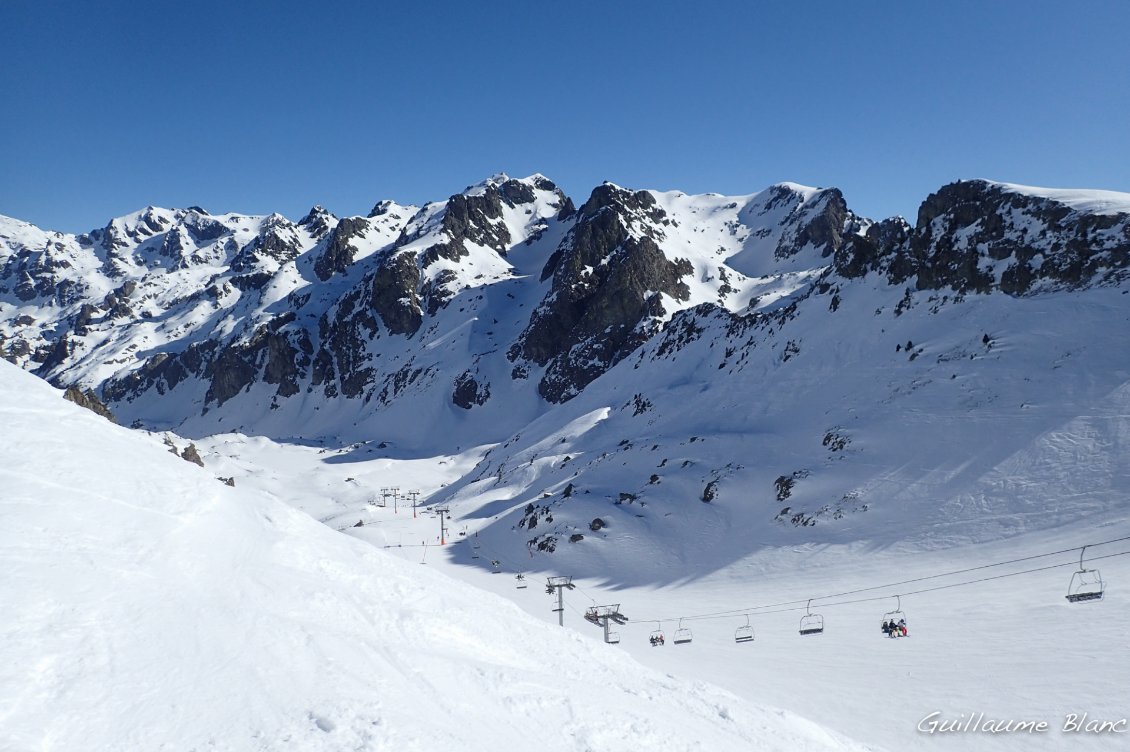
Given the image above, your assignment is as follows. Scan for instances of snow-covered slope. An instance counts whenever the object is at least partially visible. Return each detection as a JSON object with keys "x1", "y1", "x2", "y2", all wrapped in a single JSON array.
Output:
[
  {"x1": 0, "y1": 360, "x2": 873, "y2": 751},
  {"x1": 5, "y1": 173, "x2": 1130, "y2": 751}
]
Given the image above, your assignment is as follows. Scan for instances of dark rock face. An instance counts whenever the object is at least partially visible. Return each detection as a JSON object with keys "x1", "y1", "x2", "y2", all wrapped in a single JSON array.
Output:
[
  {"x1": 439, "y1": 191, "x2": 510, "y2": 254},
  {"x1": 103, "y1": 341, "x2": 216, "y2": 403},
  {"x1": 62, "y1": 386, "x2": 117, "y2": 422},
  {"x1": 314, "y1": 217, "x2": 367, "y2": 281},
  {"x1": 204, "y1": 342, "x2": 259, "y2": 406},
  {"x1": 890, "y1": 181, "x2": 1130, "y2": 294},
  {"x1": 452, "y1": 370, "x2": 490, "y2": 409},
  {"x1": 198, "y1": 321, "x2": 312, "y2": 407},
  {"x1": 101, "y1": 315, "x2": 313, "y2": 408},
  {"x1": 515, "y1": 184, "x2": 692, "y2": 402},
  {"x1": 182, "y1": 212, "x2": 229, "y2": 244},
  {"x1": 771, "y1": 186, "x2": 850, "y2": 260},
  {"x1": 369, "y1": 252, "x2": 423, "y2": 336},
  {"x1": 834, "y1": 217, "x2": 912, "y2": 279},
  {"x1": 311, "y1": 291, "x2": 378, "y2": 399}
]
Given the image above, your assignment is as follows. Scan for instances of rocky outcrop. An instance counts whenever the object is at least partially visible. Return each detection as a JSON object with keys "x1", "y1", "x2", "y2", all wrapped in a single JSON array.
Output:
[
  {"x1": 515, "y1": 183, "x2": 692, "y2": 402},
  {"x1": 62, "y1": 385, "x2": 117, "y2": 422},
  {"x1": 298, "y1": 205, "x2": 336, "y2": 239},
  {"x1": 452, "y1": 370, "x2": 490, "y2": 409},
  {"x1": 833, "y1": 217, "x2": 912, "y2": 279},
  {"x1": 369, "y1": 251, "x2": 423, "y2": 336},
  {"x1": 314, "y1": 216, "x2": 366, "y2": 281},
  {"x1": 769, "y1": 186, "x2": 852, "y2": 261},
  {"x1": 827, "y1": 181, "x2": 1130, "y2": 295},
  {"x1": 102, "y1": 315, "x2": 312, "y2": 408}
]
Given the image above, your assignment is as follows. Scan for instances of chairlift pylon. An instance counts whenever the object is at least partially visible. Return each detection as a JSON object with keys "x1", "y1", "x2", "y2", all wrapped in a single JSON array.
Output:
[
  {"x1": 1066, "y1": 545, "x2": 1105, "y2": 603},
  {"x1": 881, "y1": 595, "x2": 908, "y2": 638},
  {"x1": 673, "y1": 618, "x2": 693, "y2": 645},
  {"x1": 799, "y1": 599, "x2": 824, "y2": 636},
  {"x1": 734, "y1": 614, "x2": 755, "y2": 644}
]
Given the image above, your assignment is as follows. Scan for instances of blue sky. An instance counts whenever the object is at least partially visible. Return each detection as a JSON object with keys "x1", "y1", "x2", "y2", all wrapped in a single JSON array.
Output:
[{"x1": 3, "y1": 0, "x2": 1128, "y2": 233}]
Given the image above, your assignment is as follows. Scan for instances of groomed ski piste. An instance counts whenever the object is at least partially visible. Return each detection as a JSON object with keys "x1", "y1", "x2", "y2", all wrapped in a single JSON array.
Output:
[{"x1": 0, "y1": 361, "x2": 874, "y2": 752}]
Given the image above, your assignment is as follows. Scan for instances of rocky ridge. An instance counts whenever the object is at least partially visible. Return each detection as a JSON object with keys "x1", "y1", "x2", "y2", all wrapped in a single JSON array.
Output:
[{"x1": 2, "y1": 177, "x2": 1128, "y2": 455}]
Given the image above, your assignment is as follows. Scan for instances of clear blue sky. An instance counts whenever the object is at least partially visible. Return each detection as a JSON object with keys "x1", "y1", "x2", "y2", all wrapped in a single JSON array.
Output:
[{"x1": 3, "y1": 0, "x2": 1128, "y2": 233}]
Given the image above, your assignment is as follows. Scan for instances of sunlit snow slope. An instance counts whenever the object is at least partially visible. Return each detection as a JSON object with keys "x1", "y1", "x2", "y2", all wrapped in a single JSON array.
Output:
[{"x1": 0, "y1": 361, "x2": 874, "y2": 752}]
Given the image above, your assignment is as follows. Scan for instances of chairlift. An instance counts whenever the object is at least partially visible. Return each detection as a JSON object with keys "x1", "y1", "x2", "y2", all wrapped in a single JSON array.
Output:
[
  {"x1": 490, "y1": 559, "x2": 501, "y2": 574},
  {"x1": 515, "y1": 572, "x2": 528, "y2": 589},
  {"x1": 799, "y1": 599, "x2": 824, "y2": 636},
  {"x1": 607, "y1": 631, "x2": 621, "y2": 645},
  {"x1": 649, "y1": 623, "x2": 665, "y2": 647},
  {"x1": 881, "y1": 595, "x2": 908, "y2": 638},
  {"x1": 734, "y1": 614, "x2": 755, "y2": 644},
  {"x1": 1066, "y1": 545, "x2": 1105, "y2": 603},
  {"x1": 673, "y1": 619, "x2": 693, "y2": 645}
]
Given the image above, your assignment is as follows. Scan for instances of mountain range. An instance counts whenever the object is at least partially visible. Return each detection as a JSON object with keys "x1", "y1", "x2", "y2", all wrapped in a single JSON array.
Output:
[{"x1": 3, "y1": 175, "x2": 1129, "y2": 573}]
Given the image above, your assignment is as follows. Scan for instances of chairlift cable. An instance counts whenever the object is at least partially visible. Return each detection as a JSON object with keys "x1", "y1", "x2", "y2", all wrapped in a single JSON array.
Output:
[{"x1": 631, "y1": 543, "x2": 1130, "y2": 625}]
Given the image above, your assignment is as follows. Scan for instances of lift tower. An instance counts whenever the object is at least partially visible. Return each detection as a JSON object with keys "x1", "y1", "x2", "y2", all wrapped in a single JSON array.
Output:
[{"x1": 545, "y1": 576, "x2": 575, "y2": 627}]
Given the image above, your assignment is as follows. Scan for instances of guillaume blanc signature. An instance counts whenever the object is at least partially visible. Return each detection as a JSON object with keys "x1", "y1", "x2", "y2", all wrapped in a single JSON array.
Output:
[{"x1": 918, "y1": 711, "x2": 1127, "y2": 735}]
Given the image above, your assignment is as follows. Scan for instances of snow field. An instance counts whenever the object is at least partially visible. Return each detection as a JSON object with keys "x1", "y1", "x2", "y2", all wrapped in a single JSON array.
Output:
[{"x1": 0, "y1": 362, "x2": 873, "y2": 752}]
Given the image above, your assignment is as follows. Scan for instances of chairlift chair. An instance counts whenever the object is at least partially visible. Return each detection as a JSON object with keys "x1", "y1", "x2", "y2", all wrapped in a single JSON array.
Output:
[
  {"x1": 490, "y1": 559, "x2": 501, "y2": 574},
  {"x1": 673, "y1": 619, "x2": 693, "y2": 645},
  {"x1": 881, "y1": 595, "x2": 908, "y2": 637},
  {"x1": 799, "y1": 599, "x2": 824, "y2": 636},
  {"x1": 1066, "y1": 546, "x2": 1105, "y2": 603},
  {"x1": 649, "y1": 624, "x2": 665, "y2": 646},
  {"x1": 734, "y1": 614, "x2": 755, "y2": 644},
  {"x1": 515, "y1": 573, "x2": 528, "y2": 589},
  {"x1": 607, "y1": 631, "x2": 621, "y2": 645}
]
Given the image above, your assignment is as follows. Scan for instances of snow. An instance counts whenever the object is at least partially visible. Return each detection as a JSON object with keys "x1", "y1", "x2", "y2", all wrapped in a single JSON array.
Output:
[
  {"x1": 190, "y1": 277, "x2": 1130, "y2": 751},
  {"x1": 194, "y1": 394, "x2": 1130, "y2": 751},
  {"x1": 0, "y1": 361, "x2": 872, "y2": 752},
  {"x1": 989, "y1": 181, "x2": 1130, "y2": 216},
  {"x1": 5, "y1": 173, "x2": 1130, "y2": 750}
]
